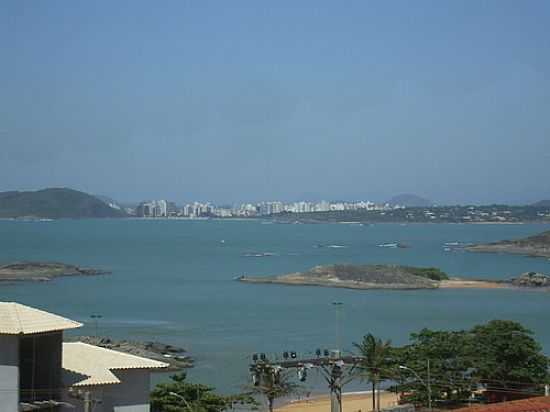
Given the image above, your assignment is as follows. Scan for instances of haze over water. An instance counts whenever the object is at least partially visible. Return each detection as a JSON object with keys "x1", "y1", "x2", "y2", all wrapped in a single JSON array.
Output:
[{"x1": 1, "y1": 219, "x2": 549, "y2": 392}]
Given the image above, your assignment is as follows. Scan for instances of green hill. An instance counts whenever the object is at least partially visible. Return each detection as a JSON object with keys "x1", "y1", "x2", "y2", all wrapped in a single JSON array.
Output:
[{"x1": 0, "y1": 188, "x2": 128, "y2": 219}]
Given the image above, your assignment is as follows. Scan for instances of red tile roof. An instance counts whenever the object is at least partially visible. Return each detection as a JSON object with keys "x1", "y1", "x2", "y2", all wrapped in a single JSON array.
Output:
[{"x1": 454, "y1": 397, "x2": 550, "y2": 412}]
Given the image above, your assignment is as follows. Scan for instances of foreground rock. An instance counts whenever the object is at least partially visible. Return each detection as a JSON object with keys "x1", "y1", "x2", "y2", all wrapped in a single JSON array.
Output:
[
  {"x1": 0, "y1": 262, "x2": 109, "y2": 283},
  {"x1": 238, "y1": 264, "x2": 446, "y2": 290},
  {"x1": 510, "y1": 272, "x2": 550, "y2": 288},
  {"x1": 68, "y1": 336, "x2": 193, "y2": 370},
  {"x1": 466, "y1": 230, "x2": 550, "y2": 258}
]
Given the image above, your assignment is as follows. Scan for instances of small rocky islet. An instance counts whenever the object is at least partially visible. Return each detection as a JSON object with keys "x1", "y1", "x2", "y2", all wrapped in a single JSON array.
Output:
[
  {"x1": 238, "y1": 264, "x2": 550, "y2": 291},
  {"x1": 0, "y1": 262, "x2": 109, "y2": 283}
]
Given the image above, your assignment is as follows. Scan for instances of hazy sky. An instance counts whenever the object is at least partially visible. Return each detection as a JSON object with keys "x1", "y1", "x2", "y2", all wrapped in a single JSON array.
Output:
[{"x1": 1, "y1": 1, "x2": 549, "y2": 204}]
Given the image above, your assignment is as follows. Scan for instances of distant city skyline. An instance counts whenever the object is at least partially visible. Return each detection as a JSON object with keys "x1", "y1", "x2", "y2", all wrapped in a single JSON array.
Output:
[{"x1": 2, "y1": 1, "x2": 549, "y2": 205}]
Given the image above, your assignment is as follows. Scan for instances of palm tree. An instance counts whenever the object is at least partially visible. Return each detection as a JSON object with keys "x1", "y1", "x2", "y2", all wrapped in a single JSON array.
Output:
[
  {"x1": 353, "y1": 334, "x2": 393, "y2": 412},
  {"x1": 247, "y1": 365, "x2": 300, "y2": 412}
]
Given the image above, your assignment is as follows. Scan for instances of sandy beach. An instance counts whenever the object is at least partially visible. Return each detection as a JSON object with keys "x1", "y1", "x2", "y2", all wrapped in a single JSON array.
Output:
[
  {"x1": 439, "y1": 279, "x2": 509, "y2": 289},
  {"x1": 276, "y1": 391, "x2": 399, "y2": 412}
]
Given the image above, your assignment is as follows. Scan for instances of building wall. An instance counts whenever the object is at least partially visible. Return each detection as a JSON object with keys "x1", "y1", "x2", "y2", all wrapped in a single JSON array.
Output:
[
  {"x1": 108, "y1": 369, "x2": 151, "y2": 412},
  {"x1": 0, "y1": 335, "x2": 19, "y2": 412},
  {"x1": 62, "y1": 370, "x2": 152, "y2": 412}
]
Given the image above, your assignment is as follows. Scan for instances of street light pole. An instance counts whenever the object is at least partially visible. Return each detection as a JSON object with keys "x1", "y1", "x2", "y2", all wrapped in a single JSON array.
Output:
[
  {"x1": 399, "y1": 362, "x2": 432, "y2": 412},
  {"x1": 332, "y1": 302, "x2": 343, "y2": 352},
  {"x1": 90, "y1": 314, "x2": 102, "y2": 338}
]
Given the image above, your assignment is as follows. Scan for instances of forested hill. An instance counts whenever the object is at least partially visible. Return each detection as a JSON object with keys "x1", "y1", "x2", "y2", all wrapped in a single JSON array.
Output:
[{"x1": 0, "y1": 188, "x2": 127, "y2": 219}]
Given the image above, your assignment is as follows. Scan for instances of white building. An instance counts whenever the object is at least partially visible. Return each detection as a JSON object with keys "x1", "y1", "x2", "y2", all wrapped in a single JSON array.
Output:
[
  {"x1": 62, "y1": 342, "x2": 167, "y2": 412},
  {"x1": 0, "y1": 302, "x2": 168, "y2": 412}
]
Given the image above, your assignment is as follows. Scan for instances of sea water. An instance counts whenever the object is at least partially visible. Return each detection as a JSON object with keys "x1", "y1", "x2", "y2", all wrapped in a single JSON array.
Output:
[{"x1": 1, "y1": 219, "x2": 549, "y2": 393}]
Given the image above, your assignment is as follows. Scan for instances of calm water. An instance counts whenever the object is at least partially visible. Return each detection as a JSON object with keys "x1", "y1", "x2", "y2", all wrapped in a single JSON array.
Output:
[{"x1": 1, "y1": 219, "x2": 549, "y2": 393}]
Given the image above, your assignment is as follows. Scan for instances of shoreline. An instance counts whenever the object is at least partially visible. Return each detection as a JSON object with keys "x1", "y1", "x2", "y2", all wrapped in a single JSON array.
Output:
[{"x1": 239, "y1": 276, "x2": 547, "y2": 291}]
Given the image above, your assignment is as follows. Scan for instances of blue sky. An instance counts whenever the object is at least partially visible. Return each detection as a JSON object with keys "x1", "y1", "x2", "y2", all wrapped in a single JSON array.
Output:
[{"x1": 1, "y1": 1, "x2": 549, "y2": 204}]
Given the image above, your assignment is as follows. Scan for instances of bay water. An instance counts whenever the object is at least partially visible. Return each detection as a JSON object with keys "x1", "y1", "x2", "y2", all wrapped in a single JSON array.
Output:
[{"x1": 1, "y1": 219, "x2": 549, "y2": 393}]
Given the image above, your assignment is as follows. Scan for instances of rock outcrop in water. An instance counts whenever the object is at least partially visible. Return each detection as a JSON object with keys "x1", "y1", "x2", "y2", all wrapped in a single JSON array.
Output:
[
  {"x1": 510, "y1": 272, "x2": 550, "y2": 288},
  {"x1": 466, "y1": 230, "x2": 550, "y2": 258},
  {"x1": 0, "y1": 262, "x2": 109, "y2": 283},
  {"x1": 68, "y1": 336, "x2": 193, "y2": 370}
]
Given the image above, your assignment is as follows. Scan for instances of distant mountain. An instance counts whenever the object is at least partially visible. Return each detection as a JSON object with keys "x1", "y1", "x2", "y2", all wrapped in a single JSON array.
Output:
[
  {"x1": 532, "y1": 199, "x2": 550, "y2": 207},
  {"x1": 0, "y1": 188, "x2": 128, "y2": 219},
  {"x1": 388, "y1": 194, "x2": 433, "y2": 207}
]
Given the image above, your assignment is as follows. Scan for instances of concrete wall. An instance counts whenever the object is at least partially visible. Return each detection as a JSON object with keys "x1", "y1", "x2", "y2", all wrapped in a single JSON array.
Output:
[
  {"x1": 108, "y1": 369, "x2": 151, "y2": 412},
  {"x1": 61, "y1": 369, "x2": 152, "y2": 412},
  {"x1": 0, "y1": 335, "x2": 19, "y2": 412}
]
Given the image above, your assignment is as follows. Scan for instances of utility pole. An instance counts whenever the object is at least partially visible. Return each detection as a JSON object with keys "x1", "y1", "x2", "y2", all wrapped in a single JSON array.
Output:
[
  {"x1": 329, "y1": 360, "x2": 344, "y2": 412},
  {"x1": 90, "y1": 313, "x2": 102, "y2": 338},
  {"x1": 83, "y1": 391, "x2": 92, "y2": 412},
  {"x1": 249, "y1": 352, "x2": 361, "y2": 412},
  {"x1": 332, "y1": 302, "x2": 343, "y2": 352}
]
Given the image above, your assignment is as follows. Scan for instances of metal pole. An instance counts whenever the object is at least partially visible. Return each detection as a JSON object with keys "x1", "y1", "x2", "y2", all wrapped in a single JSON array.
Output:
[
  {"x1": 332, "y1": 302, "x2": 343, "y2": 351},
  {"x1": 83, "y1": 391, "x2": 92, "y2": 412},
  {"x1": 330, "y1": 365, "x2": 343, "y2": 412},
  {"x1": 427, "y1": 359, "x2": 432, "y2": 412}
]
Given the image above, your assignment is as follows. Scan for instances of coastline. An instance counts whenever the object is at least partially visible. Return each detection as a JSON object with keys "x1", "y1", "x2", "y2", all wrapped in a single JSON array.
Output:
[
  {"x1": 239, "y1": 275, "x2": 439, "y2": 290},
  {"x1": 239, "y1": 276, "x2": 544, "y2": 291}
]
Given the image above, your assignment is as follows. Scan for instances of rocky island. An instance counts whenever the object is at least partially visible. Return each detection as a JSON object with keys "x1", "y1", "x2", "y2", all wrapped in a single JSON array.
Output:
[
  {"x1": 237, "y1": 264, "x2": 549, "y2": 291},
  {"x1": 466, "y1": 230, "x2": 550, "y2": 258},
  {"x1": 0, "y1": 262, "x2": 109, "y2": 283},
  {"x1": 239, "y1": 264, "x2": 452, "y2": 290}
]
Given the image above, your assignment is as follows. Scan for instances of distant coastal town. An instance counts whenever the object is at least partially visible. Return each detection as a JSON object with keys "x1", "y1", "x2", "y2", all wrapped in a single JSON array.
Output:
[
  {"x1": 132, "y1": 199, "x2": 393, "y2": 218},
  {"x1": 131, "y1": 198, "x2": 550, "y2": 224}
]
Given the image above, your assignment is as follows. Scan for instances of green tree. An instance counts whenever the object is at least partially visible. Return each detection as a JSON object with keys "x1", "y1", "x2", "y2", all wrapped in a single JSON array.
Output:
[
  {"x1": 247, "y1": 365, "x2": 300, "y2": 412},
  {"x1": 469, "y1": 320, "x2": 549, "y2": 396},
  {"x1": 151, "y1": 372, "x2": 258, "y2": 412},
  {"x1": 353, "y1": 333, "x2": 394, "y2": 412},
  {"x1": 394, "y1": 321, "x2": 549, "y2": 407},
  {"x1": 395, "y1": 329, "x2": 475, "y2": 408}
]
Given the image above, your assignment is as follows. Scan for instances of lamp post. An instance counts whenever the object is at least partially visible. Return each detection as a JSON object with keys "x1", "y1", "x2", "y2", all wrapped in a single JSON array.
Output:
[
  {"x1": 399, "y1": 361, "x2": 432, "y2": 411},
  {"x1": 90, "y1": 314, "x2": 102, "y2": 338},
  {"x1": 332, "y1": 302, "x2": 343, "y2": 352}
]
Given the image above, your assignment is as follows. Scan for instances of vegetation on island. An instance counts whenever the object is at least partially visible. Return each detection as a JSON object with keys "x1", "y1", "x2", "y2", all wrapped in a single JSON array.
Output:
[
  {"x1": 239, "y1": 264, "x2": 449, "y2": 290},
  {"x1": 0, "y1": 188, "x2": 127, "y2": 219}
]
